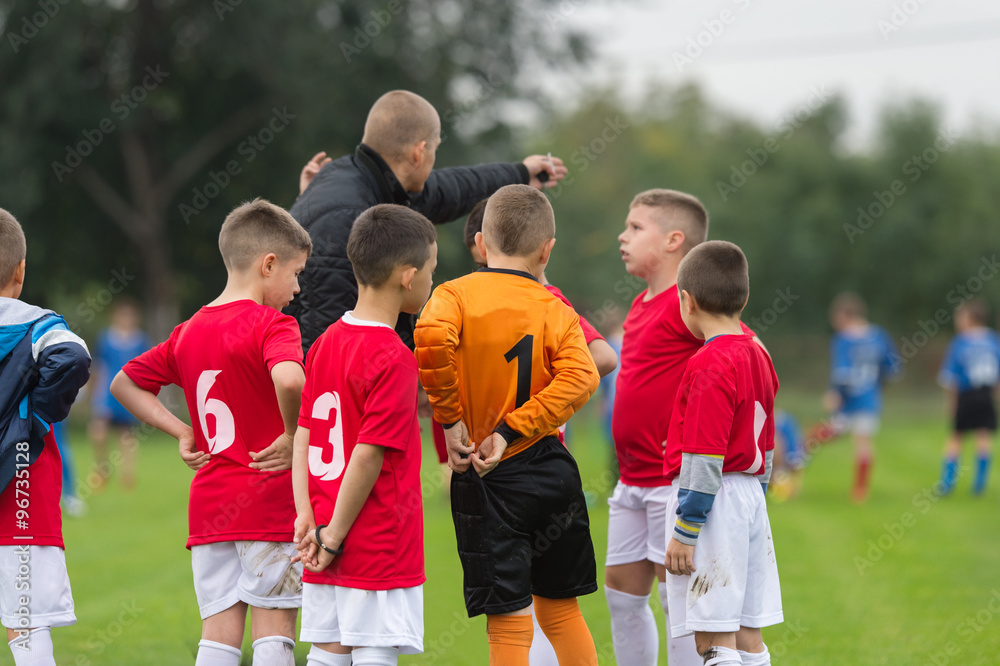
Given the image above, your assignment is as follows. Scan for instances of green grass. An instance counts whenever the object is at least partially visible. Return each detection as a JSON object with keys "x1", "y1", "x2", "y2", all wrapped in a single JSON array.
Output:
[{"x1": 31, "y1": 392, "x2": 1000, "y2": 664}]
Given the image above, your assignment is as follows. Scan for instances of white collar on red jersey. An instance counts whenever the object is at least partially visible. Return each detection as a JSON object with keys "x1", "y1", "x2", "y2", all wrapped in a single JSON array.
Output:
[{"x1": 342, "y1": 311, "x2": 394, "y2": 329}]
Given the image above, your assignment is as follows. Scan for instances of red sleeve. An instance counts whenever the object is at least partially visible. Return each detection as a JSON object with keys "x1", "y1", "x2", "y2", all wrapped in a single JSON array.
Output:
[
  {"x1": 578, "y1": 314, "x2": 604, "y2": 345},
  {"x1": 122, "y1": 335, "x2": 180, "y2": 395},
  {"x1": 679, "y1": 361, "x2": 736, "y2": 456},
  {"x1": 358, "y1": 352, "x2": 419, "y2": 452},
  {"x1": 297, "y1": 345, "x2": 317, "y2": 429},
  {"x1": 263, "y1": 313, "x2": 304, "y2": 371}
]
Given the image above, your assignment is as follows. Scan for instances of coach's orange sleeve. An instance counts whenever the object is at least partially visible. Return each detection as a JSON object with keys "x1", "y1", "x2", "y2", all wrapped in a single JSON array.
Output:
[
  {"x1": 501, "y1": 306, "x2": 599, "y2": 440},
  {"x1": 414, "y1": 282, "x2": 464, "y2": 427}
]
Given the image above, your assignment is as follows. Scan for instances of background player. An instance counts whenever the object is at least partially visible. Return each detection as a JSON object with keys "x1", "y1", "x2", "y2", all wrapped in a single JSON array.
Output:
[
  {"x1": 88, "y1": 298, "x2": 151, "y2": 491},
  {"x1": 937, "y1": 298, "x2": 1000, "y2": 495},
  {"x1": 663, "y1": 240, "x2": 782, "y2": 666},
  {"x1": 606, "y1": 189, "x2": 716, "y2": 666},
  {"x1": 112, "y1": 199, "x2": 311, "y2": 666},
  {"x1": 415, "y1": 184, "x2": 601, "y2": 666},
  {"x1": 769, "y1": 408, "x2": 805, "y2": 502},
  {"x1": 0, "y1": 209, "x2": 91, "y2": 666},
  {"x1": 293, "y1": 204, "x2": 436, "y2": 666},
  {"x1": 824, "y1": 292, "x2": 900, "y2": 502}
]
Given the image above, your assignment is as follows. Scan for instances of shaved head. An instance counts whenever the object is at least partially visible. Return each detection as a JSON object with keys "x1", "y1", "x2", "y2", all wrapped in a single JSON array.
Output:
[{"x1": 362, "y1": 90, "x2": 440, "y2": 163}]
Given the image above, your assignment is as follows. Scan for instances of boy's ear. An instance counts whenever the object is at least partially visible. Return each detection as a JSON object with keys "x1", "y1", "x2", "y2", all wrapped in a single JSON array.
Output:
[
  {"x1": 680, "y1": 289, "x2": 697, "y2": 315},
  {"x1": 13, "y1": 260, "x2": 25, "y2": 286},
  {"x1": 664, "y1": 230, "x2": 686, "y2": 253},
  {"x1": 260, "y1": 252, "x2": 278, "y2": 277},
  {"x1": 400, "y1": 265, "x2": 419, "y2": 291},
  {"x1": 474, "y1": 232, "x2": 489, "y2": 265},
  {"x1": 538, "y1": 237, "x2": 556, "y2": 265}
]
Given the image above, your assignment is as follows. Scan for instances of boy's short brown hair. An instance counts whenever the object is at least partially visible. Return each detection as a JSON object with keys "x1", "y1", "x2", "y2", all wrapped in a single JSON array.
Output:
[
  {"x1": 464, "y1": 199, "x2": 488, "y2": 249},
  {"x1": 219, "y1": 198, "x2": 312, "y2": 272},
  {"x1": 630, "y1": 189, "x2": 709, "y2": 252},
  {"x1": 0, "y1": 208, "x2": 26, "y2": 287},
  {"x1": 677, "y1": 240, "x2": 749, "y2": 316},
  {"x1": 957, "y1": 298, "x2": 989, "y2": 326},
  {"x1": 482, "y1": 184, "x2": 554, "y2": 257},
  {"x1": 348, "y1": 204, "x2": 437, "y2": 287},
  {"x1": 830, "y1": 292, "x2": 867, "y2": 321}
]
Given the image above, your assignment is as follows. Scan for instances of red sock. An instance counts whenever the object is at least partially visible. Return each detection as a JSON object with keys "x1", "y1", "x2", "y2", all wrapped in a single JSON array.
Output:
[{"x1": 853, "y1": 457, "x2": 871, "y2": 500}]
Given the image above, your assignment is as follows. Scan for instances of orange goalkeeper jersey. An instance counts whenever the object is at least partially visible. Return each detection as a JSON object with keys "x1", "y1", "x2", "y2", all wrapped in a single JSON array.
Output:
[{"x1": 414, "y1": 267, "x2": 600, "y2": 461}]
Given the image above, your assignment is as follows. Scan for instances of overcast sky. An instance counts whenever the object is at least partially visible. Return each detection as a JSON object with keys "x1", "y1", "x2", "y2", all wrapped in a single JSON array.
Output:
[{"x1": 557, "y1": 0, "x2": 1000, "y2": 147}]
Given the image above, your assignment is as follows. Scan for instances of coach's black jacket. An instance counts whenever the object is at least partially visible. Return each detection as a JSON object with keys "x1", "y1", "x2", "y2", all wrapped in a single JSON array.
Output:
[{"x1": 286, "y1": 144, "x2": 529, "y2": 352}]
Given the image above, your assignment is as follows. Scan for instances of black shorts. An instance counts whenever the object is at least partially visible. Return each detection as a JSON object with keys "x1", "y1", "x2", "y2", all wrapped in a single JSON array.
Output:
[
  {"x1": 955, "y1": 387, "x2": 998, "y2": 433},
  {"x1": 450, "y1": 436, "x2": 598, "y2": 617}
]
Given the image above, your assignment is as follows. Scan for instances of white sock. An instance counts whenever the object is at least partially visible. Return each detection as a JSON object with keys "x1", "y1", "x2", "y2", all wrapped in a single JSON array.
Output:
[
  {"x1": 605, "y1": 586, "x2": 657, "y2": 666},
  {"x1": 9, "y1": 628, "x2": 55, "y2": 666},
  {"x1": 252, "y1": 636, "x2": 295, "y2": 666},
  {"x1": 659, "y1": 582, "x2": 702, "y2": 665},
  {"x1": 739, "y1": 644, "x2": 771, "y2": 666},
  {"x1": 703, "y1": 646, "x2": 743, "y2": 665},
  {"x1": 529, "y1": 609, "x2": 559, "y2": 666},
  {"x1": 307, "y1": 644, "x2": 353, "y2": 666},
  {"x1": 352, "y1": 646, "x2": 399, "y2": 665},
  {"x1": 195, "y1": 639, "x2": 242, "y2": 666}
]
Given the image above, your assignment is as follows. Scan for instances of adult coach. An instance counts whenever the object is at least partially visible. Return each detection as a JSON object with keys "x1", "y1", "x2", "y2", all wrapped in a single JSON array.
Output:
[{"x1": 287, "y1": 90, "x2": 567, "y2": 351}]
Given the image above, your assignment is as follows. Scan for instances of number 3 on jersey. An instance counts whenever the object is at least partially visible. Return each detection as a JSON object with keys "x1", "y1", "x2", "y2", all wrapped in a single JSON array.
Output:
[
  {"x1": 196, "y1": 370, "x2": 235, "y2": 454},
  {"x1": 310, "y1": 391, "x2": 346, "y2": 481}
]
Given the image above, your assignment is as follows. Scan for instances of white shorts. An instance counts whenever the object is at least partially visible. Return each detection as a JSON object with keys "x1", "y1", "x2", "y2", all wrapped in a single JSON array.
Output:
[
  {"x1": 834, "y1": 412, "x2": 880, "y2": 436},
  {"x1": 300, "y1": 583, "x2": 423, "y2": 654},
  {"x1": 606, "y1": 481, "x2": 671, "y2": 566},
  {"x1": 0, "y1": 546, "x2": 75, "y2": 630},
  {"x1": 665, "y1": 474, "x2": 783, "y2": 637},
  {"x1": 191, "y1": 541, "x2": 302, "y2": 619}
]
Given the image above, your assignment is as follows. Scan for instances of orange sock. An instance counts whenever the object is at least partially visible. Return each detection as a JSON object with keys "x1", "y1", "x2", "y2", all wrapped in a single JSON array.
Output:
[
  {"x1": 533, "y1": 596, "x2": 598, "y2": 666},
  {"x1": 486, "y1": 614, "x2": 533, "y2": 666}
]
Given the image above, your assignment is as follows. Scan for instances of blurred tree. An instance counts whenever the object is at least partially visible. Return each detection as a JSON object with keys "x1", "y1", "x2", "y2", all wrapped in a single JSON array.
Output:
[{"x1": 0, "y1": 0, "x2": 590, "y2": 339}]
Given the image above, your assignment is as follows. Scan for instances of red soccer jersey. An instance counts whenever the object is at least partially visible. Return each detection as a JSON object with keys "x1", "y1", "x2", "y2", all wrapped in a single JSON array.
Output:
[
  {"x1": 298, "y1": 313, "x2": 424, "y2": 591},
  {"x1": 664, "y1": 334, "x2": 779, "y2": 481},
  {"x1": 612, "y1": 287, "x2": 753, "y2": 486},
  {"x1": 123, "y1": 300, "x2": 303, "y2": 548},
  {"x1": 545, "y1": 284, "x2": 604, "y2": 345},
  {"x1": 0, "y1": 430, "x2": 63, "y2": 548}
]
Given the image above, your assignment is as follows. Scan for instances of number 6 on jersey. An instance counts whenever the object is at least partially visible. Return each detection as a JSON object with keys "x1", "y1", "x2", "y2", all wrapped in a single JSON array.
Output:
[{"x1": 310, "y1": 391, "x2": 346, "y2": 480}]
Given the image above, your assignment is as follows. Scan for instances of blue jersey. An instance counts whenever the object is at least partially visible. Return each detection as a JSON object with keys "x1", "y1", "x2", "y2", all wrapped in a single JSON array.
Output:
[
  {"x1": 938, "y1": 328, "x2": 1000, "y2": 393},
  {"x1": 93, "y1": 328, "x2": 151, "y2": 422},
  {"x1": 774, "y1": 409, "x2": 804, "y2": 468},
  {"x1": 829, "y1": 325, "x2": 899, "y2": 414}
]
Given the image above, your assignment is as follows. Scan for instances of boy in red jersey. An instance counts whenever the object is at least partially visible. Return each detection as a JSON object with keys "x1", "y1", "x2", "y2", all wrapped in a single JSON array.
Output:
[
  {"x1": 112, "y1": 199, "x2": 311, "y2": 666},
  {"x1": 605, "y1": 189, "x2": 716, "y2": 665},
  {"x1": 664, "y1": 241, "x2": 782, "y2": 666},
  {"x1": 0, "y1": 209, "x2": 91, "y2": 666},
  {"x1": 292, "y1": 204, "x2": 436, "y2": 666}
]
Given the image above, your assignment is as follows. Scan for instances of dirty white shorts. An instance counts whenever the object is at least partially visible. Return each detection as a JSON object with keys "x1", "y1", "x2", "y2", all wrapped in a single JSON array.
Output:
[
  {"x1": 191, "y1": 541, "x2": 302, "y2": 619},
  {"x1": 664, "y1": 474, "x2": 783, "y2": 636}
]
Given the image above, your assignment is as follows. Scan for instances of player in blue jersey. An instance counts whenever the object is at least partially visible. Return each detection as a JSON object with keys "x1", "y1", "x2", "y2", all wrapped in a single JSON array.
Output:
[
  {"x1": 824, "y1": 293, "x2": 899, "y2": 503},
  {"x1": 769, "y1": 409, "x2": 804, "y2": 502},
  {"x1": 87, "y1": 298, "x2": 151, "y2": 490},
  {"x1": 937, "y1": 299, "x2": 1000, "y2": 495}
]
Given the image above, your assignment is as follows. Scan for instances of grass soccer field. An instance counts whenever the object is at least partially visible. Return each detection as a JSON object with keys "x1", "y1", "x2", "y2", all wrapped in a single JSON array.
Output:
[{"x1": 36, "y1": 389, "x2": 1000, "y2": 665}]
